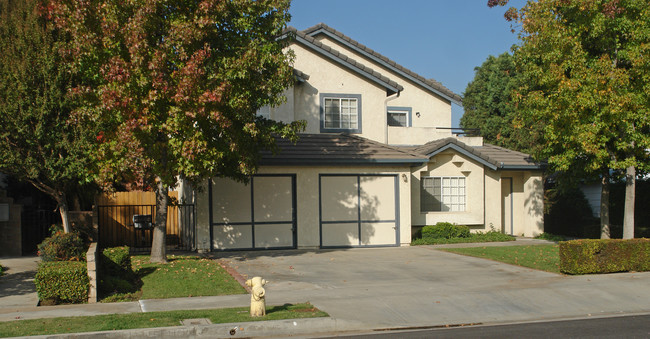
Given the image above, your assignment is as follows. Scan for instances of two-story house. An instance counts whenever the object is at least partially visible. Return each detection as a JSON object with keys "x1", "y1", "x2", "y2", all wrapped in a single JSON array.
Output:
[{"x1": 190, "y1": 23, "x2": 544, "y2": 251}]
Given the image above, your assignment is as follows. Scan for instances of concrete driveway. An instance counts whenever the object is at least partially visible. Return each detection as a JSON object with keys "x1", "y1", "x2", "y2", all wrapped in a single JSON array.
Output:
[{"x1": 218, "y1": 245, "x2": 650, "y2": 328}]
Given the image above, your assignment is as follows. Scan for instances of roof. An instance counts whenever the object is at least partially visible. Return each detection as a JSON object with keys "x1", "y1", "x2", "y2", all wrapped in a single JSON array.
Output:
[
  {"x1": 409, "y1": 138, "x2": 544, "y2": 170},
  {"x1": 282, "y1": 27, "x2": 404, "y2": 95},
  {"x1": 261, "y1": 134, "x2": 427, "y2": 166},
  {"x1": 301, "y1": 23, "x2": 462, "y2": 105}
]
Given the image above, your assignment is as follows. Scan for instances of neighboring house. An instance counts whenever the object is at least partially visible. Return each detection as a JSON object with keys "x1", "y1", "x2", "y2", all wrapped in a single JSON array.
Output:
[{"x1": 191, "y1": 23, "x2": 545, "y2": 251}]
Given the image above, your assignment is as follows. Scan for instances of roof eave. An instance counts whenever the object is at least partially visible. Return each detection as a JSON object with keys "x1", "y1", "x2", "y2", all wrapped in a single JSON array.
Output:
[
  {"x1": 306, "y1": 27, "x2": 462, "y2": 105},
  {"x1": 292, "y1": 34, "x2": 403, "y2": 95}
]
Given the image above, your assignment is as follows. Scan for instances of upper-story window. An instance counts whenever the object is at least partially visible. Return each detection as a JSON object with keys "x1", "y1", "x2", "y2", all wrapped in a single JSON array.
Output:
[
  {"x1": 320, "y1": 93, "x2": 362, "y2": 133},
  {"x1": 256, "y1": 105, "x2": 271, "y2": 119},
  {"x1": 387, "y1": 106, "x2": 412, "y2": 127}
]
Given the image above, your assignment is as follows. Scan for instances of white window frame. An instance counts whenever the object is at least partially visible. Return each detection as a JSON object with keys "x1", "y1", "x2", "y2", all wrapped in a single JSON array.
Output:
[
  {"x1": 387, "y1": 106, "x2": 412, "y2": 127},
  {"x1": 421, "y1": 176, "x2": 466, "y2": 212},
  {"x1": 320, "y1": 93, "x2": 362, "y2": 133}
]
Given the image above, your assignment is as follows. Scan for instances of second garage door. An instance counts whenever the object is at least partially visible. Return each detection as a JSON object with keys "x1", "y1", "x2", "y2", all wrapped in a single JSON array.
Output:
[{"x1": 319, "y1": 174, "x2": 399, "y2": 248}]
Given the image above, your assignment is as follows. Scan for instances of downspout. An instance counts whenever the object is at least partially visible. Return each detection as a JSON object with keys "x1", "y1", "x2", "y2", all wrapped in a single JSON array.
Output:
[{"x1": 384, "y1": 90, "x2": 401, "y2": 144}]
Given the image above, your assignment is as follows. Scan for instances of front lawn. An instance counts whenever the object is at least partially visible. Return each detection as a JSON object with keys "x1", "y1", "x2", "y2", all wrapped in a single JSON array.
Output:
[
  {"x1": 102, "y1": 255, "x2": 246, "y2": 302},
  {"x1": 133, "y1": 255, "x2": 246, "y2": 300},
  {"x1": 0, "y1": 303, "x2": 327, "y2": 337},
  {"x1": 439, "y1": 244, "x2": 561, "y2": 273}
]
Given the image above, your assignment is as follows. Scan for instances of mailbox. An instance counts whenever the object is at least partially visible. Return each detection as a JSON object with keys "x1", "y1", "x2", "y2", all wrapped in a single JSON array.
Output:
[{"x1": 132, "y1": 214, "x2": 153, "y2": 230}]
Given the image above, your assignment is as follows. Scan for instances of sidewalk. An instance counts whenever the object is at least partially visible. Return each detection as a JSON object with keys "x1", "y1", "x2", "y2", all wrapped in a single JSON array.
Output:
[{"x1": 1, "y1": 239, "x2": 649, "y2": 338}]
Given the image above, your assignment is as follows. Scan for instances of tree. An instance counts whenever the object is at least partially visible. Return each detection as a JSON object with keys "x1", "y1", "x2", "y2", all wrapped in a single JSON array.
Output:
[
  {"x1": 492, "y1": 0, "x2": 650, "y2": 239},
  {"x1": 460, "y1": 52, "x2": 539, "y2": 153},
  {"x1": 49, "y1": 0, "x2": 304, "y2": 262},
  {"x1": 0, "y1": 0, "x2": 97, "y2": 233}
]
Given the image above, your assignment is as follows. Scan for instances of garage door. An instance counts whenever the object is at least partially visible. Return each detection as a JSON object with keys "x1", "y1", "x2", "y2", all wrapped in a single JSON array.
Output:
[
  {"x1": 319, "y1": 174, "x2": 399, "y2": 248},
  {"x1": 210, "y1": 175, "x2": 296, "y2": 250}
]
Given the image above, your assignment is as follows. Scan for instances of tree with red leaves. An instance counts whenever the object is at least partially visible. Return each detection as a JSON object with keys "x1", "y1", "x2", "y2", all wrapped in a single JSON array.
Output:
[{"x1": 48, "y1": 0, "x2": 304, "y2": 262}]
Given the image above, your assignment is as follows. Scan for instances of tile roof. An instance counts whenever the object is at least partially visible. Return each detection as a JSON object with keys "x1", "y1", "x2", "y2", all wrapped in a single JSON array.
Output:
[
  {"x1": 300, "y1": 23, "x2": 462, "y2": 105},
  {"x1": 261, "y1": 134, "x2": 427, "y2": 166},
  {"x1": 409, "y1": 137, "x2": 544, "y2": 170},
  {"x1": 283, "y1": 27, "x2": 404, "y2": 95}
]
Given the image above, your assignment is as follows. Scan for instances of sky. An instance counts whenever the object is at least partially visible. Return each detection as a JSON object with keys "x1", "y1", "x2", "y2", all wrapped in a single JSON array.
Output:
[{"x1": 288, "y1": 0, "x2": 527, "y2": 128}]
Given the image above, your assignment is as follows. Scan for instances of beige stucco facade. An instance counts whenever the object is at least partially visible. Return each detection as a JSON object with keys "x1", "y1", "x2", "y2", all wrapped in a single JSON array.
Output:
[{"x1": 193, "y1": 24, "x2": 545, "y2": 251}]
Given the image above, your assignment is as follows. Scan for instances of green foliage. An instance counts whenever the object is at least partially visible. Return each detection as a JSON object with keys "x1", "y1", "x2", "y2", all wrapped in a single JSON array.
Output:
[
  {"x1": 0, "y1": 0, "x2": 98, "y2": 231},
  {"x1": 48, "y1": 0, "x2": 305, "y2": 190},
  {"x1": 511, "y1": 0, "x2": 650, "y2": 176},
  {"x1": 37, "y1": 232, "x2": 87, "y2": 262},
  {"x1": 98, "y1": 247, "x2": 139, "y2": 298},
  {"x1": 534, "y1": 232, "x2": 568, "y2": 242},
  {"x1": 422, "y1": 222, "x2": 471, "y2": 239},
  {"x1": 0, "y1": 263, "x2": 4, "y2": 276},
  {"x1": 35, "y1": 261, "x2": 89, "y2": 304},
  {"x1": 559, "y1": 239, "x2": 650, "y2": 274},
  {"x1": 544, "y1": 186, "x2": 599, "y2": 238},
  {"x1": 460, "y1": 52, "x2": 535, "y2": 153},
  {"x1": 412, "y1": 230, "x2": 515, "y2": 245}
]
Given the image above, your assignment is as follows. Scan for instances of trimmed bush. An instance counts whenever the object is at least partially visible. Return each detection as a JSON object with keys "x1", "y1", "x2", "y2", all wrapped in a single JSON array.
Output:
[
  {"x1": 35, "y1": 261, "x2": 89, "y2": 304},
  {"x1": 99, "y1": 246, "x2": 139, "y2": 297},
  {"x1": 37, "y1": 232, "x2": 86, "y2": 262},
  {"x1": 559, "y1": 239, "x2": 650, "y2": 275},
  {"x1": 422, "y1": 222, "x2": 470, "y2": 239}
]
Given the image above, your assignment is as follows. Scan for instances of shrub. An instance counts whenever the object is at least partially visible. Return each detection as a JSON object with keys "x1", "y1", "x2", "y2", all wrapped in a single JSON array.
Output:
[
  {"x1": 37, "y1": 231, "x2": 86, "y2": 262},
  {"x1": 35, "y1": 261, "x2": 89, "y2": 304},
  {"x1": 99, "y1": 247, "x2": 139, "y2": 297},
  {"x1": 559, "y1": 239, "x2": 650, "y2": 275},
  {"x1": 421, "y1": 222, "x2": 470, "y2": 239}
]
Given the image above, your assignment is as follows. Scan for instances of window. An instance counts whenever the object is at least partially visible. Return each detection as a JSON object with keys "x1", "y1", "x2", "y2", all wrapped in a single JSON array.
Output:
[
  {"x1": 320, "y1": 94, "x2": 361, "y2": 133},
  {"x1": 256, "y1": 105, "x2": 270, "y2": 119},
  {"x1": 387, "y1": 106, "x2": 412, "y2": 127},
  {"x1": 421, "y1": 176, "x2": 466, "y2": 212}
]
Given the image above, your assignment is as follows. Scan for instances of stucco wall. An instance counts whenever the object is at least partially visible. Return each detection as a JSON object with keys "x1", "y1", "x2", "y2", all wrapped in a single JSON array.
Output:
[
  {"x1": 284, "y1": 43, "x2": 391, "y2": 143},
  {"x1": 312, "y1": 35, "x2": 453, "y2": 129},
  {"x1": 411, "y1": 151, "x2": 486, "y2": 228}
]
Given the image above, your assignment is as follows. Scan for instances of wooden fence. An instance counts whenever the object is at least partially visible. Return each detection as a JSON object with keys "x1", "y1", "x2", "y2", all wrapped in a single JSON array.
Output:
[{"x1": 96, "y1": 191, "x2": 195, "y2": 252}]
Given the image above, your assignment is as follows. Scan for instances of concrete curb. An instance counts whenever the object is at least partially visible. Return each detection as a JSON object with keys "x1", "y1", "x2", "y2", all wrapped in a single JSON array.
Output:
[{"x1": 25, "y1": 317, "x2": 368, "y2": 339}]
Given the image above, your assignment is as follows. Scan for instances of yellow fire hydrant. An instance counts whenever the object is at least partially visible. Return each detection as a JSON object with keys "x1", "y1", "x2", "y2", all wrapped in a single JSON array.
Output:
[{"x1": 246, "y1": 277, "x2": 267, "y2": 317}]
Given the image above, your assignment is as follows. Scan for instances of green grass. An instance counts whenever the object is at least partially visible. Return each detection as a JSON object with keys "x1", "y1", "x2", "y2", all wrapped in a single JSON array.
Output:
[
  {"x1": 534, "y1": 232, "x2": 569, "y2": 242},
  {"x1": 130, "y1": 255, "x2": 246, "y2": 300},
  {"x1": 0, "y1": 303, "x2": 327, "y2": 337},
  {"x1": 411, "y1": 231, "x2": 516, "y2": 245},
  {"x1": 439, "y1": 244, "x2": 561, "y2": 273}
]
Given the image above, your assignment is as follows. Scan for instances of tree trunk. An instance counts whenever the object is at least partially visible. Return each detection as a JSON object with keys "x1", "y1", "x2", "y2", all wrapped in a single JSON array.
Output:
[
  {"x1": 150, "y1": 179, "x2": 168, "y2": 263},
  {"x1": 622, "y1": 165, "x2": 635, "y2": 239},
  {"x1": 600, "y1": 171, "x2": 610, "y2": 239},
  {"x1": 55, "y1": 192, "x2": 71, "y2": 233}
]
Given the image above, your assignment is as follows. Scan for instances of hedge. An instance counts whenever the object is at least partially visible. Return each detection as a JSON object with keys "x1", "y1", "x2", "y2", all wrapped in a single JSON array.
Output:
[
  {"x1": 35, "y1": 261, "x2": 89, "y2": 304},
  {"x1": 99, "y1": 246, "x2": 138, "y2": 296},
  {"x1": 37, "y1": 231, "x2": 86, "y2": 262},
  {"x1": 559, "y1": 239, "x2": 650, "y2": 275},
  {"x1": 422, "y1": 222, "x2": 470, "y2": 239}
]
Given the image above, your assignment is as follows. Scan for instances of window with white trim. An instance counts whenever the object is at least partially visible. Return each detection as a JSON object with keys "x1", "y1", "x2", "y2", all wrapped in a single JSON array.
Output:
[
  {"x1": 320, "y1": 94, "x2": 361, "y2": 133},
  {"x1": 421, "y1": 176, "x2": 466, "y2": 212},
  {"x1": 387, "y1": 106, "x2": 411, "y2": 127}
]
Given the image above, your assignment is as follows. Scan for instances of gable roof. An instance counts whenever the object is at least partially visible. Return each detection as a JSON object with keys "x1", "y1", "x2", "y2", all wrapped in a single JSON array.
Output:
[
  {"x1": 261, "y1": 133, "x2": 427, "y2": 166},
  {"x1": 282, "y1": 27, "x2": 404, "y2": 95},
  {"x1": 301, "y1": 23, "x2": 462, "y2": 105},
  {"x1": 410, "y1": 138, "x2": 544, "y2": 170}
]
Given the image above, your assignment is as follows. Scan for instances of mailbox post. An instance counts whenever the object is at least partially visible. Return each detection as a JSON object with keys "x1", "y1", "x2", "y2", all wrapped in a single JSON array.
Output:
[{"x1": 132, "y1": 214, "x2": 153, "y2": 248}]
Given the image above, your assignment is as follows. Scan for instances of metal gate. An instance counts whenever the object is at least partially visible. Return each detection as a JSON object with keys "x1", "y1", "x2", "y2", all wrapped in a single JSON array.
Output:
[{"x1": 97, "y1": 204, "x2": 196, "y2": 252}]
